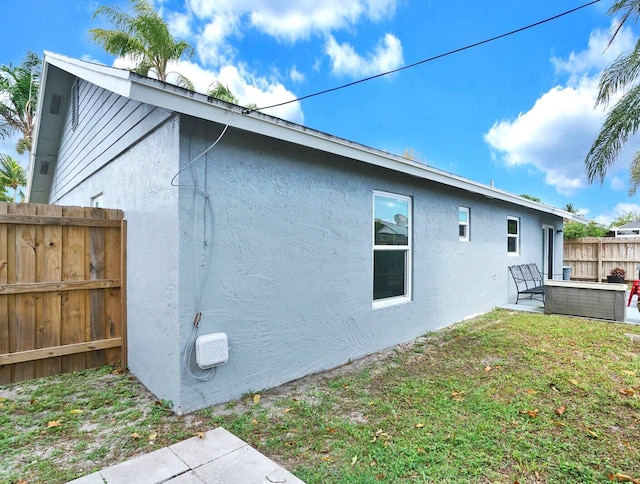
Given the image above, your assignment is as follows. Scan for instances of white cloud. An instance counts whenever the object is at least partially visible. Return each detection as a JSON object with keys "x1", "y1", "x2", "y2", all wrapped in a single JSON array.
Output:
[
  {"x1": 186, "y1": 0, "x2": 397, "y2": 45},
  {"x1": 593, "y1": 202, "x2": 640, "y2": 226},
  {"x1": 111, "y1": 55, "x2": 303, "y2": 123},
  {"x1": 289, "y1": 66, "x2": 305, "y2": 83},
  {"x1": 166, "y1": 11, "x2": 193, "y2": 39},
  {"x1": 325, "y1": 33, "x2": 403, "y2": 77},
  {"x1": 551, "y1": 21, "x2": 634, "y2": 82},
  {"x1": 484, "y1": 21, "x2": 640, "y2": 197}
]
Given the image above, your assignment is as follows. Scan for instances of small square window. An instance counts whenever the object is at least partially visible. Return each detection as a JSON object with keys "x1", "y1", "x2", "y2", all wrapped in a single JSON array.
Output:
[
  {"x1": 507, "y1": 216, "x2": 520, "y2": 255},
  {"x1": 91, "y1": 193, "x2": 103, "y2": 208},
  {"x1": 459, "y1": 207, "x2": 470, "y2": 242}
]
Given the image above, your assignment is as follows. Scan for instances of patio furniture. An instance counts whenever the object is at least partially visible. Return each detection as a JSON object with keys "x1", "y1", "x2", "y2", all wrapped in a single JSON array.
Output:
[
  {"x1": 545, "y1": 280, "x2": 626, "y2": 322},
  {"x1": 509, "y1": 263, "x2": 545, "y2": 304},
  {"x1": 628, "y1": 280, "x2": 640, "y2": 307}
]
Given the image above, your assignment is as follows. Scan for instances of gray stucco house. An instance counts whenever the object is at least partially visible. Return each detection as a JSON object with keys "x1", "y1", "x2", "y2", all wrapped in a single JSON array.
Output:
[{"x1": 27, "y1": 52, "x2": 582, "y2": 414}]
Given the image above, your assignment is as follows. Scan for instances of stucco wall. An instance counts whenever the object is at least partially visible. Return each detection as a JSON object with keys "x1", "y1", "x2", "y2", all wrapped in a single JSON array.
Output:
[
  {"x1": 52, "y1": 117, "x2": 183, "y2": 406},
  {"x1": 175, "y1": 116, "x2": 564, "y2": 413}
]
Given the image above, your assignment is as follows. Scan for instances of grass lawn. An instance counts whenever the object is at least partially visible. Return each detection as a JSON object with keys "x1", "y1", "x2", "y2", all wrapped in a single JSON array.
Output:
[{"x1": 1, "y1": 309, "x2": 639, "y2": 483}]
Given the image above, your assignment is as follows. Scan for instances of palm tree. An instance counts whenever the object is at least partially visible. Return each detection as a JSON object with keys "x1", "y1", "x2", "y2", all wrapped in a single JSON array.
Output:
[
  {"x1": 585, "y1": 0, "x2": 640, "y2": 194},
  {"x1": 0, "y1": 51, "x2": 40, "y2": 155},
  {"x1": 0, "y1": 154, "x2": 27, "y2": 202},
  {"x1": 90, "y1": 0, "x2": 194, "y2": 90},
  {"x1": 207, "y1": 82, "x2": 239, "y2": 104},
  {"x1": 563, "y1": 203, "x2": 577, "y2": 213}
]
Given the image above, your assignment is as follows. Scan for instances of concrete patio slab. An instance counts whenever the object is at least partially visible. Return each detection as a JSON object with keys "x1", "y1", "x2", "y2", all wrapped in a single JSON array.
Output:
[
  {"x1": 169, "y1": 427, "x2": 246, "y2": 469},
  {"x1": 67, "y1": 427, "x2": 305, "y2": 484}
]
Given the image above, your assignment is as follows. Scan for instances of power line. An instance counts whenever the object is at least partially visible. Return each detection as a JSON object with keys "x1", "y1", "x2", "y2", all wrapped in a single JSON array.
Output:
[{"x1": 246, "y1": 0, "x2": 602, "y2": 114}]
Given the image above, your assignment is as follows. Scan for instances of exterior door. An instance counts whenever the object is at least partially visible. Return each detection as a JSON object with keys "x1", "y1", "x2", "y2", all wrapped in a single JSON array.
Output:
[{"x1": 542, "y1": 225, "x2": 554, "y2": 279}]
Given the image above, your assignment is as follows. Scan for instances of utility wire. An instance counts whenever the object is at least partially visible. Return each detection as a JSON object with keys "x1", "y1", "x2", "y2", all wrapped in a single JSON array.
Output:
[{"x1": 246, "y1": 0, "x2": 602, "y2": 114}]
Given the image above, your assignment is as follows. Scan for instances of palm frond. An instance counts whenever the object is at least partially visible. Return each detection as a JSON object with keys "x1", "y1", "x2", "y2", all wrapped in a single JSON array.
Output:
[
  {"x1": 585, "y1": 83, "x2": 640, "y2": 185},
  {"x1": 596, "y1": 41, "x2": 640, "y2": 106}
]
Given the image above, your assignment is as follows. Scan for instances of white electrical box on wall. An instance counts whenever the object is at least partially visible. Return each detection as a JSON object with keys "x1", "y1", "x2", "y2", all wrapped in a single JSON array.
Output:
[{"x1": 195, "y1": 333, "x2": 229, "y2": 369}]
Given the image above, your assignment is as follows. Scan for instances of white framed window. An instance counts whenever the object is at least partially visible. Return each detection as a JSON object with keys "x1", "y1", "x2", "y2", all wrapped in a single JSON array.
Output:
[
  {"x1": 507, "y1": 216, "x2": 520, "y2": 255},
  {"x1": 373, "y1": 191, "x2": 412, "y2": 308},
  {"x1": 459, "y1": 206, "x2": 470, "y2": 242},
  {"x1": 91, "y1": 193, "x2": 103, "y2": 208}
]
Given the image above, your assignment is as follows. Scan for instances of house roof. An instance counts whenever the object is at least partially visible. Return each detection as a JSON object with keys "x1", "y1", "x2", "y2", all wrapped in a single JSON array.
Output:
[
  {"x1": 618, "y1": 219, "x2": 640, "y2": 230},
  {"x1": 28, "y1": 51, "x2": 585, "y2": 223}
]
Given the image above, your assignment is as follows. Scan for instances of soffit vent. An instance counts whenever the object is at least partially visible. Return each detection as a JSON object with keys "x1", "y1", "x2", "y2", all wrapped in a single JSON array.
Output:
[
  {"x1": 50, "y1": 94, "x2": 62, "y2": 115},
  {"x1": 39, "y1": 161, "x2": 50, "y2": 175}
]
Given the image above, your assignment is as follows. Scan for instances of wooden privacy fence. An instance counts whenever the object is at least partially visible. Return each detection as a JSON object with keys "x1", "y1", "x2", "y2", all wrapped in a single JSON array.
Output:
[
  {"x1": 0, "y1": 202, "x2": 127, "y2": 385},
  {"x1": 563, "y1": 237, "x2": 640, "y2": 282}
]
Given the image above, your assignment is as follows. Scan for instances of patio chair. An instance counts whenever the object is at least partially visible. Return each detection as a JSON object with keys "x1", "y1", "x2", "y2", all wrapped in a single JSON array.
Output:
[{"x1": 509, "y1": 263, "x2": 545, "y2": 304}]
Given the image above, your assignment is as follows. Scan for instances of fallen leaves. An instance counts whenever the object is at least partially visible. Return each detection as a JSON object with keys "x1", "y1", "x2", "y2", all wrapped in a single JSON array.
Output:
[
  {"x1": 520, "y1": 409, "x2": 539, "y2": 418},
  {"x1": 555, "y1": 405, "x2": 567, "y2": 416},
  {"x1": 608, "y1": 472, "x2": 640, "y2": 483},
  {"x1": 69, "y1": 409, "x2": 83, "y2": 415},
  {"x1": 450, "y1": 391, "x2": 464, "y2": 401},
  {"x1": 253, "y1": 394, "x2": 261, "y2": 405},
  {"x1": 618, "y1": 388, "x2": 635, "y2": 397},
  {"x1": 46, "y1": 420, "x2": 61, "y2": 428},
  {"x1": 193, "y1": 432, "x2": 205, "y2": 439},
  {"x1": 370, "y1": 429, "x2": 391, "y2": 444}
]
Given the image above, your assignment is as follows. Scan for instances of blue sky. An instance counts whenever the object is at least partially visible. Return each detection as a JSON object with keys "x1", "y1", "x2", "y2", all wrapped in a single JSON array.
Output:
[{"x1": 2, "y1": 0, "x2": 640, "y2": 224}]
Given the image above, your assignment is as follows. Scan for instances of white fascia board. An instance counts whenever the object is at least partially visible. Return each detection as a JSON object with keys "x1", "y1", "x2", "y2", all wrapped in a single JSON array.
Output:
[
  {"x1": 27, "y1": 58, "x2": 52, "y2": 201},
  {"x1": 44, "y1": 51, "x2": 133, "y2": 98},
  {"x1": 128, "y1": 78, "x2": 584, "y2": 222}
]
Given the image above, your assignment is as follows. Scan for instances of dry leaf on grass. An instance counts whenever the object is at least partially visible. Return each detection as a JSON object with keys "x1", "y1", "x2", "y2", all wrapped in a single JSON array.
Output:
[
  {"x1": 619, "y1": 389, "x2": 635, "y2": 396},
  {"x1": 47, "y1": 420, "x2": 61, "y2": 428},
  {"x1": 520, "y1": 409, "x2": 539, "y2": 418},
  {"x1": 193, "y1": 432, "x2": 205, "y2": 439},
  {"x1": 555, "y1": 405, "x2": 567, "y2": 415},
  {"x1": 608, "y1": 472, "x2": 640, "y2": 483},
  {"x1": 253, "y1": 394, "x2": 261, "y2": 404},
  {"x1": 131, "y1": 432, "x2": 140, "y2": 439}
]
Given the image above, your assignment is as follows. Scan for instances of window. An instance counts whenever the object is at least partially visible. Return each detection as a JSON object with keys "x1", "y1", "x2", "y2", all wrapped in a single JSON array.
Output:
[
  {"x1": 459, "y1": 207, "x2": 470, "y2": 242},
  {"x1": 373, "y1": 191, "x2": 412, "y2": 307},
  {"x1": 507, "y1": 216, "x2": 520, "y2": 255},
  {"x1": 91, "y1": 193, "x2": 103, "y2": 208}
]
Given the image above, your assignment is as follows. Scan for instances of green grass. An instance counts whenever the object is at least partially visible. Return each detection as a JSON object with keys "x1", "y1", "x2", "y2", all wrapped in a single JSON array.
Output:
[{"x1": 1, "y1": 310, "x2": 639, "y2": 483}]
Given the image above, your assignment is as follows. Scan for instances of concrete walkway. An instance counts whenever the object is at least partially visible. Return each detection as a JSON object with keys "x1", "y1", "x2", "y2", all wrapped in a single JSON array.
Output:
[{"x1": 68, "y1": 427, "x2": 305, "y2": 484}]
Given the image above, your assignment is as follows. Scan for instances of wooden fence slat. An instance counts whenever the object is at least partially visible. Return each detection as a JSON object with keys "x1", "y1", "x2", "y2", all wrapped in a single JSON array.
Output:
[
  {"x1": 0, "y1": 203, "x2": 9, "y2": 384},
  {"x1": 104, "y1": 209, "x2": 121, "y2": 366},
  {"x1": 41, "y1": 204, "x2": 63, "y2": 377},
  {"x1": 86, "y1": 207, "x2": 106, "y2": 368},
  {"x1": 13, "y1": 203, "x2": 37, "y2": 382},
  {"x1": 61, "y1": 205, "x2": 87, "y2": 373},
  {"x1": 0, "y1": 279, "x2": 121, "y2": 294},
  {"x1": 0, "y1": 338, "x2": 122, "y2": 365},
  {"x1": 0, "y1": 214, "x2": 121, "y2": 227}
]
